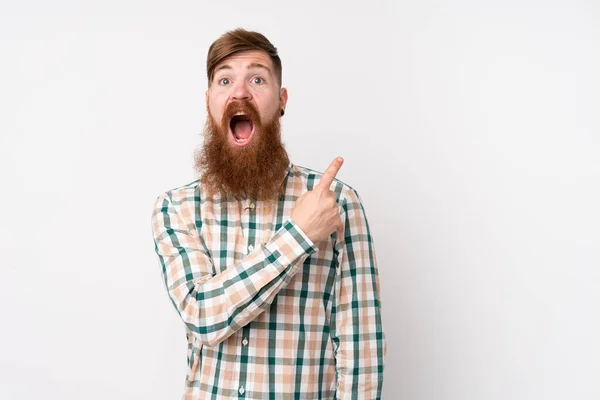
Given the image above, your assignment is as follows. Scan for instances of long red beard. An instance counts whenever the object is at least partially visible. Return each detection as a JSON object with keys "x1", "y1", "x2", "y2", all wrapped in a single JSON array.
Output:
[{"x1": 194, "y1": 101, "x2": 290, "y2": 201}]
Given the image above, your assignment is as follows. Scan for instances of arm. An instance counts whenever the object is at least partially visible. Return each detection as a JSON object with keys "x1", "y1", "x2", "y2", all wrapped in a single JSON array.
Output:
[
  {"x1": 151, "y1": 192, "x2": 317, "y2": 348},
  {"x1": 332, "y1": 188, "x2": 387, "y2": 399}
]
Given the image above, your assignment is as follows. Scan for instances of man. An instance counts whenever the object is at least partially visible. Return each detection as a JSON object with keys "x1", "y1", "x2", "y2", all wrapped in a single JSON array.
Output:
[{"x1": 151, "y1": 28, "x2": 386, "y2": 399}]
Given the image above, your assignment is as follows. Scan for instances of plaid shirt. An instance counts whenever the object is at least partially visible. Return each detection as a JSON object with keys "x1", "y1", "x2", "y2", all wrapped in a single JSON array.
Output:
[{"x1": 151, "y1": 162, "x2": 386, "y2": 399}]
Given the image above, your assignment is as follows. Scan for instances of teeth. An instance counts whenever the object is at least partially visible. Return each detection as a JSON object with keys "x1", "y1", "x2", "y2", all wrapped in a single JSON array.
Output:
[{"x1": 234, "y1": 111, "x2": 247, "y2": 116}]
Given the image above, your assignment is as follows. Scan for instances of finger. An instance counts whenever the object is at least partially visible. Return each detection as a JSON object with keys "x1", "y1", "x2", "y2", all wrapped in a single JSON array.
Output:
[{"x1": 316, "y1": 157, "x2": 344, "y2": 191}]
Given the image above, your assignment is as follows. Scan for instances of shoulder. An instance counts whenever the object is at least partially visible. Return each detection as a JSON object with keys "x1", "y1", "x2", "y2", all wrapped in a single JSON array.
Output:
[{"x1": 153, "y1": 179, "x2": 201, "y2": 210}]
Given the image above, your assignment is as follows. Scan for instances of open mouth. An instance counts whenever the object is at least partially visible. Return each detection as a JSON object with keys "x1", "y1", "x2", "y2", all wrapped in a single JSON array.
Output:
[{"x1": 229, "y1": 112, "x2": 255, "y2": 147}]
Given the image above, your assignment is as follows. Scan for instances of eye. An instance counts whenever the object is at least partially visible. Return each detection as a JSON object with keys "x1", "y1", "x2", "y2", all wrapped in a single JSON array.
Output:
[
  {"x1": 219, "y1": 78, "x2": 231, "y2": 85},
  {"x1": 252, "y1": 77, "x2": 264, "y2": 84}
]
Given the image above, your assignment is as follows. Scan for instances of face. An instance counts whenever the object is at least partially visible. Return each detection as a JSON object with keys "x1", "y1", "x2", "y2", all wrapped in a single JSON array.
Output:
[
  {"x1": 206, "y1": 50, "x2": 288, "y2": 148},
  {"x1": 195, "y1": 50, "x2": 290, "y2": 201}
]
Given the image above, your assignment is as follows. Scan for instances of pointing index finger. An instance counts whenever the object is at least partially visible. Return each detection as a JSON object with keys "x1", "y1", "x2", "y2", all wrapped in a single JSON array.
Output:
[{"x1": 316, "y1": 157, "x2": 344, "y2": 191}]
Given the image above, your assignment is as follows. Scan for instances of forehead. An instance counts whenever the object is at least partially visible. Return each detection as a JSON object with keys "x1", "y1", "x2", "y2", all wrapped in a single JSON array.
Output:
[{"x1": 214, "y1": 50, "x2": 274, "y2": 73}]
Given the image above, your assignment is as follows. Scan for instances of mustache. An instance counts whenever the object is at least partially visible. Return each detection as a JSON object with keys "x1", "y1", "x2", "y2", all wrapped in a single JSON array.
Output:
[{"x1": 222, "y1": 101, "x2": 261, "y2": 129}]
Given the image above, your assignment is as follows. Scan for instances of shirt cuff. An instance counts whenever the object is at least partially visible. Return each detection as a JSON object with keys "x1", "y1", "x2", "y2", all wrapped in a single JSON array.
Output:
[{"x1": 262, "y1": 219, "x2": 317, "y2": 268}]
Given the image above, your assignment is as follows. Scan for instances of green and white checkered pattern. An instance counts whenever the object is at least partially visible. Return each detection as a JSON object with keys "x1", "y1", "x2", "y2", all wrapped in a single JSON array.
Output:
[{"x1": 151, "y1": 163, "x2": 386, "y2": 399}]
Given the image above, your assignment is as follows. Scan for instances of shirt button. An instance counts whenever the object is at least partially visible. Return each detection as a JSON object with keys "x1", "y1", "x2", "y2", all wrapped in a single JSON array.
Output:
[
  {"x1": 242, "y1": 337, "x2": 248, "y2": 346},
  {"x1": 249, "y1": 202, "x2": 255, "y2": 209},
  {"x1": 239, "y1": 386, "x2": 245, "y2": 395},
  {"x1": 248, "y1": 244, "x2": 254, "y2": 252}
]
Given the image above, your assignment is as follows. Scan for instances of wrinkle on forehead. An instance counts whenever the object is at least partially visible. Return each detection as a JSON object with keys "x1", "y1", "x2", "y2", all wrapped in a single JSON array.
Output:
[
  {"x1": 213, "y1": 51, "x2": 274, "y2": 75},
  {"x1": 215, "y1": 62, "x2": 272, "y2": 75}
]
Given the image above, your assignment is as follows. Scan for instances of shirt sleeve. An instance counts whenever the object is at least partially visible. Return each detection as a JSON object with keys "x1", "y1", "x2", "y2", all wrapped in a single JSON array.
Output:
[
  {"x1": 151, "y1": 192, "x2": 318, "y2": 348},
  {"x1": 331, "y1": 188, "x2": 387, "y2": 399}
]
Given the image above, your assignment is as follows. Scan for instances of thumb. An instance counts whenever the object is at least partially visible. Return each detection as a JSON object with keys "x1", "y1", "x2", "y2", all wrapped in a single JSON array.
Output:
[{"x1": 335, "y1": 224, "x2": 345, "y2": 244}]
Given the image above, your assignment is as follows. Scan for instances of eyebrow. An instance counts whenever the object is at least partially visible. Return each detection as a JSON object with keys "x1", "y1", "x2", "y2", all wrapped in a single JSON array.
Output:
[{"x1": 214, "y1": 63, "x2": 273, "y2": 75}]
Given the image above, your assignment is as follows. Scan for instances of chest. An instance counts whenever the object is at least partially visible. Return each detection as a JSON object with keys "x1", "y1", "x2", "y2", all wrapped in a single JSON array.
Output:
[{"x1": 198, "y1": 198, "x2": 338, "y2": 298}]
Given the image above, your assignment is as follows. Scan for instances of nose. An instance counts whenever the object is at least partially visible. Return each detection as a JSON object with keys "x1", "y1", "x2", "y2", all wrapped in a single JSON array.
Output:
[{"x1": 231, "y1": 80, "x2": 252, "y2": 101}]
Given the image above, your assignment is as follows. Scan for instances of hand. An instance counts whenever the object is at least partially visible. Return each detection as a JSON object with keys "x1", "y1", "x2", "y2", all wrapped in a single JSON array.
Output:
[{"x1": 291, "y1": 157, "x2": 344, "y2": 244}]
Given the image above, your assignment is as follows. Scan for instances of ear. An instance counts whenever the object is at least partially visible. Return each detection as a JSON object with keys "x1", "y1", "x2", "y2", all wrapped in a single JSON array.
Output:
[
  {"x1": 205, "y1": 89, "x2": 209, "y2": 106},
  {"x1": 279, "y1": 87, "x2": 288, "y2": 113}
]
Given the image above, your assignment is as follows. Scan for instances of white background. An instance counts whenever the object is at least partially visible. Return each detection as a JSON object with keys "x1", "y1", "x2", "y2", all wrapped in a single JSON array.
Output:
[{"x1": 1, "y1": 1, "x2": 599, "y2": 399}]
